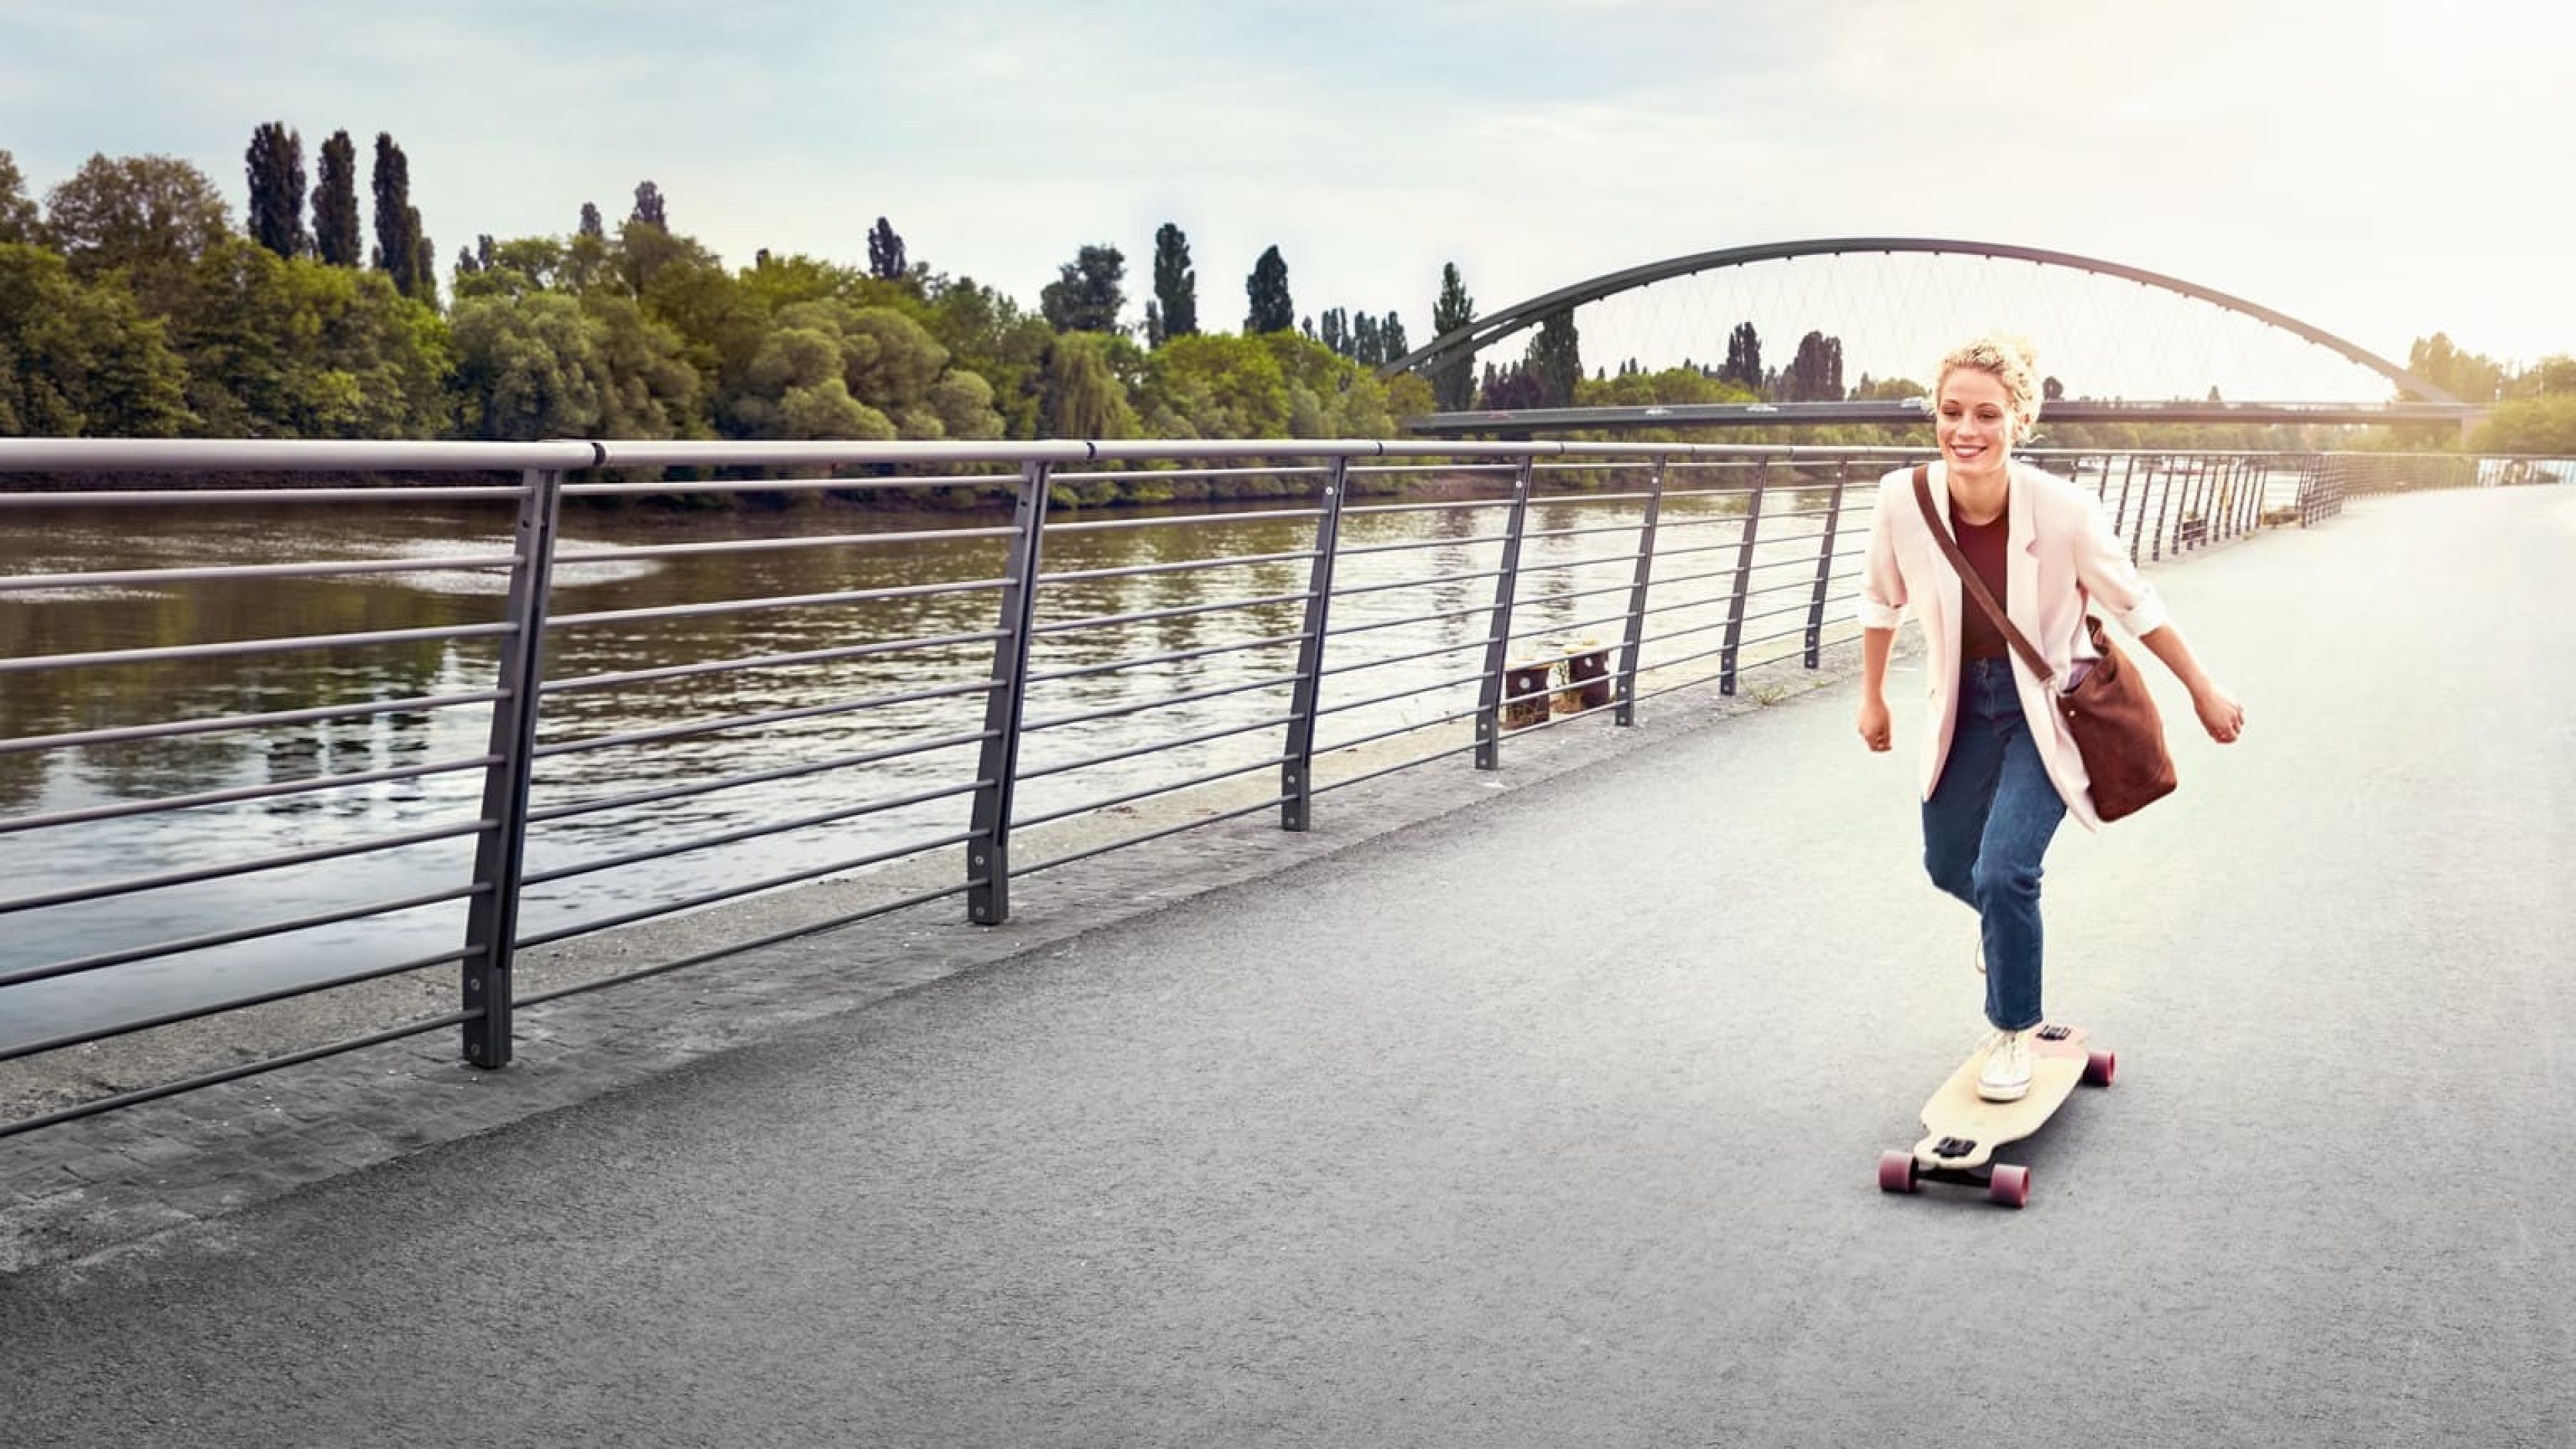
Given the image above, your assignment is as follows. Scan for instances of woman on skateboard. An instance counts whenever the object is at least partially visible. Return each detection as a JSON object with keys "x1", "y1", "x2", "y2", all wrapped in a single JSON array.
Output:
[{"x1": 1853, "y1": 334, "x2": 2245, "y2": 1103}]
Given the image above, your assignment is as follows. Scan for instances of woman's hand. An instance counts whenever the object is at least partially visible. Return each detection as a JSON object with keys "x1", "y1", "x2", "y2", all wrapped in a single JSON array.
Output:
[
  {"x1": 2193, "y1": 682, "x2": 2245, "y2": 744},
  {"x1": 1856, "y1": 694, "x2": 1892, "y2": 752}
]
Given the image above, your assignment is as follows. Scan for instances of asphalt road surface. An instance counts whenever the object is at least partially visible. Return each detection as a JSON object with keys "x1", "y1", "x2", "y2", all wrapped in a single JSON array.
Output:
[{"x1": 6, "y1": 486, "x2": 2572, "y2": 1448}]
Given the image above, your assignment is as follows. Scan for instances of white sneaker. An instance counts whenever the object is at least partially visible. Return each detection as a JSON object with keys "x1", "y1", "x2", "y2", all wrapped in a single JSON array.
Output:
[{"x1": 1977, "y1": 1028, "x2": 2033, "y2": 1102}]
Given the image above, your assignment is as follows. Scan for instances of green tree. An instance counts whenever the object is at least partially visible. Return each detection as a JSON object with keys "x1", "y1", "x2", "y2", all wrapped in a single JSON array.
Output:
[
  {"x1": 1039, "y1": 331, "x2": 1140, "y2": 442},
  {"x1": 172, "y1": 235, "x2": 451, "y2": 438},
  {"x1": 1785, "y1": 330, "x2": 1843, "y2": 401},
  {"x1": 1244, "y1": 246, "x2": 1293, "y2": 334},
  {"x1": 0, "y1": 241, "x2": 193, "y2": 436},
  {"x1": 245, "y1": 122, "x2": 307, "y2": 259},
  {"x1": 1040, "y1": 244, "x2": 1126, "y2": 333},
  {"x1": 631, "y1": 180, "x2": 668, "y2": 231},
  {"x1": 44, "y1": 153, "x2": 232, "y2": 316},
  {"x1": 578, "y1": 201, "x2": 604, "y2": 239},
  {"x1": 0, "y1": 149, "x2": 42, "y2": 246},
  {"x1": 1527, "y1": 309, "x2": 1581, "y2": 407},
  {"x1": 1429, "y1": 262, "x2": 1475, "y2": 411},
  {"x1": 1151, "y1": 223, "x2": 1196, "y2": 343},
  {"x1": 311, "y1": 131, "x2": 361, "y2": 266},
  {"x1": 368, "y1": 133, "x2": 434, "y2": 303},
  {"x1": 919, "y1": 272, "x2": 1053, "y2": 439},
  {"x1": 2469, "y1": 396, "x2": 2576, "y2": 455},
  {"x1": 1722, "y1": 322, "x2": 1762, "y2": 392},
  {"x1": 2406, "y1": 333, "x2": 2505, "y2": 403},
  {"x1": 867, "y1": 217, "x2": 906, "y2": 280}
]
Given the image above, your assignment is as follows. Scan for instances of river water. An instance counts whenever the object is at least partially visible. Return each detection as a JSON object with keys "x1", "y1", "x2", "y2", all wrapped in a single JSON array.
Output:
[
  {"x1": 1, "y1": 455, "x2": 2284, "y2": 1049},
  {"x1": 6, "y1": 467, "x2": 1904, "y2": 1046}
]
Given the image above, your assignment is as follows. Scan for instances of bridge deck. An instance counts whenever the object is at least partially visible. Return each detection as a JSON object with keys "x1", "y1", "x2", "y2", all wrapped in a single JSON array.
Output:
[{"x1": 5, "y1": 486, "x2": 2571, "y2": 1447}]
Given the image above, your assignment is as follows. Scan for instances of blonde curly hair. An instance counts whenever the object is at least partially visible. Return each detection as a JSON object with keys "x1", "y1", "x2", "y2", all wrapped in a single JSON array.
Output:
[{"x1": 1932, "y1": 333, "x2": 2042, "y2": 443}]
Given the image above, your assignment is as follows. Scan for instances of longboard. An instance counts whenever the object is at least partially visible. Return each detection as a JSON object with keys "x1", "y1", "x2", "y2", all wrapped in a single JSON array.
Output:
[{"x1": 1878, "y1": 1022, "x2": 2114, "y2": 1208}]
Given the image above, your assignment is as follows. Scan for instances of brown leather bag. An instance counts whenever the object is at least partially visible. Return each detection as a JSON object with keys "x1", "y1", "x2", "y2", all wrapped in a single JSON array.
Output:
[{"x1": 1912, "y1": 467, "x2": 2176, "y2": 822}]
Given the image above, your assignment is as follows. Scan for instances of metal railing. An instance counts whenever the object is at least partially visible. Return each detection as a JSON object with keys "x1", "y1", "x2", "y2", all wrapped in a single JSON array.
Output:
[{"x1": 0, "y1": 439, "x2": 2374, "y2": 1136}]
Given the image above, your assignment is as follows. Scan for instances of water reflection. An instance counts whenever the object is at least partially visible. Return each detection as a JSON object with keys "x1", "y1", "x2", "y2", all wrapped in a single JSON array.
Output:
[{"x1": 1, "y1": 466, "x2": 2079, "y2": 1048}]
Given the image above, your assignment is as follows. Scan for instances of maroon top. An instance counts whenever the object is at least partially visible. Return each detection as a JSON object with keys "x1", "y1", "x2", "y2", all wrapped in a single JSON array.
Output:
[{"x1": 1949, "y1": 500, "x2": 2011, "y2": 663}]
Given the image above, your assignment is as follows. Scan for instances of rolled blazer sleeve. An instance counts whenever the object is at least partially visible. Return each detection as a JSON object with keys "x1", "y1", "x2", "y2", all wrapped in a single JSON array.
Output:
[
  {"x1": 2070, "y1": 490, "x2": 2169, "y2": 639},
  {"x1": 1858, "y1": 475, "x2": 1908, "y2": 631}
]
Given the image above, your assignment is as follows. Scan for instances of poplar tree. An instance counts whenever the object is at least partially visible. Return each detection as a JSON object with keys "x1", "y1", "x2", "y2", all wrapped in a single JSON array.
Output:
[
  {"x1": 631, "y1": 180, "x2": 667, "y2": 230},
  {"x1": 0, "y1": 149, "x2": 36, "y2": 244},
  {"x1": 1723, "y1": 322, "x2": 1762, "y2": 392},
  {"x1": 867, "y1": 217, "x2": 906, "y2": 280},
  {"x1": 370, "y1": 133, "x2": 428, "y2": 299},
  {"x1": 578, "y1": 201, "x2": 604, "y2": 238},
  {"x1": 1244, "y1": 246, "x2": 1292, "y2": 334},
  {"x1": 244, "y1": 122, "x2": 307, "y2": 258},
  {"x1": 311, "y1": 130, "x2": 360, "y2": 266},
  {"x1": 1528, "y1": 310, "x2": 1582, "y2": 407},
  {"x1": 1150, "y1": 223, "x2": 1196, "y2": 341},
  {"x1": 1430, "y1": 262, "x2": 1476, "y2": 411}
]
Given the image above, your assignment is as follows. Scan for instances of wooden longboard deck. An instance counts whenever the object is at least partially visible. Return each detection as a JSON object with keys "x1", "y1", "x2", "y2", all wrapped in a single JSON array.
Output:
[{"x1": 1912, "y1": 1023, "x2": 2092, "y2": 1171}]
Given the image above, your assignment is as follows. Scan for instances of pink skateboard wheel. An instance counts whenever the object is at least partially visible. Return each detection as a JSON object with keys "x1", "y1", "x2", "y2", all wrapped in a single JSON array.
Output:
[{"x1": 1878, "y1": 1150, "x2": 1917, "y2": 1194}]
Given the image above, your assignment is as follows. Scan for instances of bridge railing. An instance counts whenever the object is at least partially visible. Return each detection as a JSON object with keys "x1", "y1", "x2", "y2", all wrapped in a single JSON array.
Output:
[{"x1": 0, "y1": 439, "x2": 2371, "y2": 1137}]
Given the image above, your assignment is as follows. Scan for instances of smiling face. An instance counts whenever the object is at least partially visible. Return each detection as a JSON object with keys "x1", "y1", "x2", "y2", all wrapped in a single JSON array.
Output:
[{"x1": 1935, "y1": 366, "x2": 2016, "y2": 482}]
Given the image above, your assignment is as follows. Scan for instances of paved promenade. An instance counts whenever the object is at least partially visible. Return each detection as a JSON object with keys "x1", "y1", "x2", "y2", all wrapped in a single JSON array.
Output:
[{"x1": 5, "y1": 485, "x2": 2572, "y2": 1448}]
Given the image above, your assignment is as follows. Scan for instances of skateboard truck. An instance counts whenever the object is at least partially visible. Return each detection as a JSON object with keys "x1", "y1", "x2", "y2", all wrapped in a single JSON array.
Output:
[{"x1": 1931, "y1": 1136, "x2": 1979, "y2": 1160}]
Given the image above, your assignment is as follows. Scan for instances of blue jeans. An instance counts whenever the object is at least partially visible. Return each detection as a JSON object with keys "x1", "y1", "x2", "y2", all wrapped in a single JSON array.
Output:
[{"x1": 1923, "y1": 657, "x2": 2065, "y2": 1032}]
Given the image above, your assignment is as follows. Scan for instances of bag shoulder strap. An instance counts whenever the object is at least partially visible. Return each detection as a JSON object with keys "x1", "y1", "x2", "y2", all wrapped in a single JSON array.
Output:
[{"x1": 1911, "y1": 464, "x2": 2056, "y2": 686}]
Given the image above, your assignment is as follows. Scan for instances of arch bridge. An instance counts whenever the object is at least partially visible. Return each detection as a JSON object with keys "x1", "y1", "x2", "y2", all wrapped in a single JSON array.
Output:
[{"x1": 1386, "y1": 237, "x2": 2475, "y2": 434}]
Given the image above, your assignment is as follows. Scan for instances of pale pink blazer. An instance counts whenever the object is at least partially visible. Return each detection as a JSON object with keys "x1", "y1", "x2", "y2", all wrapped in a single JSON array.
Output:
[{"x1": 1858, "y1": 460, "x2": 2169, "y2": 832}]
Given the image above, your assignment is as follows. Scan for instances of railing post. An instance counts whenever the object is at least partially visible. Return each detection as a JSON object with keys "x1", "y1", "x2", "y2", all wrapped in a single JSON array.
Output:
[
  {"x1": 1612, "y1": 455, "x2": 1668, "y2": 727},
  {"x1": 1280, "y1": 457, "x2": 1349, "y2": 830},
  {"x1": 1803, "y1": 460, "x2": 1849, "y2": 669},
  {"x1": 967, "y1": 461, "x2": 1051, "y2": 925},
  {"x1": 458, "y1": 466, "x2": 566, "y2": 1071},
  {"x1": 1718, "y1": 459, "x2": 1770, "y2": 696},
  {"x1": 2110, "y1": 453, "x2": 2138, "y2": 541},
  {"x1": 1472, "y1": 456, "x2": 1537, "y2": 771},
  {"x1": 2151, "y1": 458, "x2": 2179, "y2": 561},
  {"x1": 2128, "y1": 458, "x2": 2153, "y2": 564}
]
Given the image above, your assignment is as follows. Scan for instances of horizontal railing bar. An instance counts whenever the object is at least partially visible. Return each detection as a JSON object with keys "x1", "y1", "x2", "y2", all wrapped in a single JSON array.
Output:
[
  {"x1": 0, "y1": 439, "x2": 593, "y2": 473},
  {"x1": 0, "y1": 621, "x2": 516, "y2": 677},
  {"x1": 1035, "y1": 547, "x2": 1319, "y2": 587},
  {"x1": 1018, "y1": 792, "x2": 1287, "y2": 876},
  {"x1": 525, "y1": 778, "x2": 984, "y2": 888},
  {"x1": 0, "y1": 942, "x2": 476, "y2": 1065},
  {"x1": 1517, "y1": 524, "x2": 1647, "y2": 549},
  {"x1": 0, "y1": 1010, "x2": 477, "y2": 1143},
  {"x1": 513, "y1": 830, "x2": 983, "y2": 951},
  {"x1": 1505, "y1": 603, "x2": 1634, "y2": 644},
  {"x1": 1624, "y1": 664, "x2": 1729, "y2": 708},
  {"x1": 1018, "y1": 711, "x2": 1295, "y2": 784},
  {"x1": 1322, "y1": 599, "x2": 1501, "y2": 643},
  {"x1": 0, "y1": 552, "x2": 525, "y2": 594},
  {"x1": 1012, "y1": 753, "x2": 1288, "y2": 830},
  {"x1": 560, "y1": 472, "x2": 1022, "y2": 498},
  {"x1": 0, "y1": 753, "x2": 498, "y2": 836},
  {"x1": 1028, "y1": 588, "x2": 1312, "y2": 638},
  {"x1": 0, "y1": 689, "x2": 506, "y2": 759},
  {"x1": 544, "y1": 525, "x2": 1023, "y2": 564},
  {"x1": 1308, "y1": 737, "x2": 1481, "y2": 796},
  {"x1": 1339, "y1": 496, "x2": 1514, "y2": 520},
  {"x1": 1042, "y1": 504, "x2": 1326, "y2": 533},
  {"x1": 0, "y1": 818, "x2": 490, "y2": 915},
  {"x1": 1507, "y1": 578, "x2": 1642, "y2": 616},
  {"x1": 1315, "y1": 633, "x2": 1487, "y2": 682},
  {"x1": 513, "y1": 879, "x2": 977, "y2": 1011},
  {"x1": 1311, "y1": 704, "x2": 1481, "y2": 757},
  {"x1": 0, "y1": 880, "x2": 486, "y2": 989},
  {"x1": 1332, "y1": 533, "x2": 1511, "y2": 561},
  {"x1": 1325, "y1": 563, "x2": 1503, "y2": 600},
  {"x1": 1021, "y1": 670, "x2": 1301, "y2": 735},
  {"x1": 1024, "y1": 629, "x2": 1306, "y2": 688},
  {"x1": 530, "y1": 676, "x2": 997, "y2": 759},
  {"x1": 1313, "y1": 665, "x2": 1487, "y2": 719},
  {"x1": 541, "y1": 627, "x2": 1006, "y2": 698},
  {"x1": 1514, "y1": 545, "x2": 1650, "y2": 575},
  {"x1": 527, "y1": 728, "x2": 994, "y2": 825},
  {"x1": 1633, "y1": 616, "x2": 1731, "y2": 651},
  {"x1": 1050, "y1": 465, "x2": 1332, "y2": 486},
  {"x1": 547, "y1": 575, "x2": 1010, "y2": 631}
]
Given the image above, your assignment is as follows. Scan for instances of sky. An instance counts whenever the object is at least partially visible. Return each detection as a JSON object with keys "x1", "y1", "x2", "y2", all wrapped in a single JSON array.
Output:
[{"x1": 4, "y1": 0, "x2": 2569, "y2": 395}]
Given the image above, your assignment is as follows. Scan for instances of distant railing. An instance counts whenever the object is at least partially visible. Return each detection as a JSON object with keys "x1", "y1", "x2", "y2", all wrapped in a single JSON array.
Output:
[{"x1": 0, "y1": 439, "x2": 2397, "y2": 1136}]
